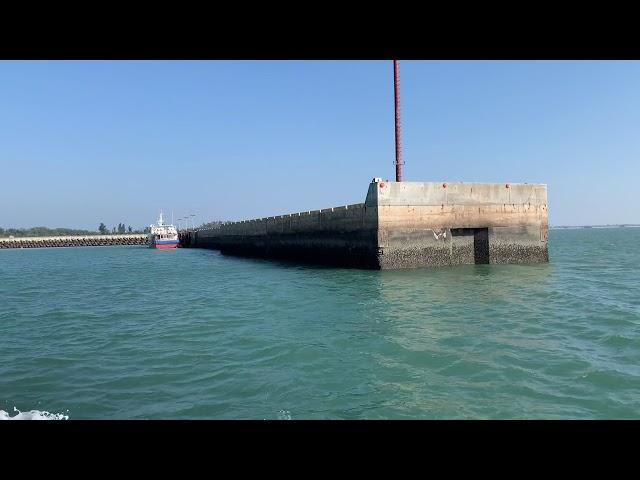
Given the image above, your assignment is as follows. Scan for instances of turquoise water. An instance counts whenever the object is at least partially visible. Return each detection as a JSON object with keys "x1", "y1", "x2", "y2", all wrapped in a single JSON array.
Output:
[{"x1": 1, "y1": 228, "x2": 639, "y2": 419}]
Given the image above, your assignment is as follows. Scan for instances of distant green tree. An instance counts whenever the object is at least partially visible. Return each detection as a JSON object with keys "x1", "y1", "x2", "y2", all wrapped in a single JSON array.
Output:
[
  {"x1": 118, "y1": 223, "x2": 126, "y2": 234},
  {"x1": 98, "y1": 223, "x2": 108, "y2": 234},
  {"x1": 128, "y1": 226, "x2": 132, "y2": 233},
  {"x1": 1, "y1": 226, "x2": 101, "y2": 238}
]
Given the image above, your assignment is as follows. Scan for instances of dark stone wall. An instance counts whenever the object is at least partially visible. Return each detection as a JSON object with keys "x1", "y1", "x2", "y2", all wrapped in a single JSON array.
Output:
[
  {"x1": 189, "y1": 229, "x2": 380, "y2": 269},
  {"x1": 184, "y1": 221, "x2": 548, "y2": 270}
]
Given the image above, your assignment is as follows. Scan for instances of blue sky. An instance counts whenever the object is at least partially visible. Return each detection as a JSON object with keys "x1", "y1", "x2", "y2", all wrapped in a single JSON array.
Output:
[{"x1": 1, "y1": 60, "x2": 638, "y2": 229}]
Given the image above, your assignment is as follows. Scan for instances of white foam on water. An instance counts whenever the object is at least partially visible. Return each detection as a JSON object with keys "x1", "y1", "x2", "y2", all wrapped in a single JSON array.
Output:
[
  {"x1": 0, "y1": 407, "x2": 69, "y2": 420},
  {"x1": 277, "y1": 410, "x2": 292, "y2": 420}
]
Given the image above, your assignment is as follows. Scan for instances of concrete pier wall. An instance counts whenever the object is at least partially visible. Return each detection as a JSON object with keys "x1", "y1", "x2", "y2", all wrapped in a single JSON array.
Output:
[
  {"x1": 373, "y1": 181, "x2": 548, "y2": 268},
  {"x1": 191, "y1": 203, "x2": 379, "y2": 267},
  {"x1": 182, "y1": 180, "x2": 548, "y2": 269}
]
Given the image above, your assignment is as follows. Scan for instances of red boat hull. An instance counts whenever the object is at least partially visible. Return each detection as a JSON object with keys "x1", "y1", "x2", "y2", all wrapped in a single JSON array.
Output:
[{"x1": 152, "y1": 243, "x2": 178, "y2": 249}]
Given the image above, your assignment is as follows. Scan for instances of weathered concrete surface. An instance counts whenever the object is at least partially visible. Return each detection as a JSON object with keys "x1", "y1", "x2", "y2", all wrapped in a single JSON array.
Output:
[
  {"x1": 0, "y1": 234, "x2": 148, "y2": 249},
  {"x1": 374, "y1": 181, "x2": 548, "y2": 268},
  {"x1": 182, "y1": 180, "x2": 548, "y2": 269}
]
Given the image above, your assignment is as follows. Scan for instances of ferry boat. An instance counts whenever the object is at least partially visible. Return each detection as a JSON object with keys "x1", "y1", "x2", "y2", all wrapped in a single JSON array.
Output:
[{"x1": 148, "y1": 211, "x2": 179, "y2": 249}]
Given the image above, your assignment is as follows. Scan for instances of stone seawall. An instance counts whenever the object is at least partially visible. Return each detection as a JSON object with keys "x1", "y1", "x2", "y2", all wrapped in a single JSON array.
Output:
[
  {"x1": 0, "y1": 234, "x2": 148, "y2": 249},
  {"x1": 181, "y1": 180, "x2": 548, "y2": 269}
]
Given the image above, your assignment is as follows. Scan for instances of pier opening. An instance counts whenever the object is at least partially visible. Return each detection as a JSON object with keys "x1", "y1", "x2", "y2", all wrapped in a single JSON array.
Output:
[
  {"x1": 450, "y1": 228, "x2": 490, "y2": 264},
  {"x1": 473, "y1": 228, "x2": 489, "y2": 264}
]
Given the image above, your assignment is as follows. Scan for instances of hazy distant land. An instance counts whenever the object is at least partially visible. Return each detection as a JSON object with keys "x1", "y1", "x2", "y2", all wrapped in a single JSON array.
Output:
[{"x1": 550, "y1": 224, "x2": 640, "y2": 229}]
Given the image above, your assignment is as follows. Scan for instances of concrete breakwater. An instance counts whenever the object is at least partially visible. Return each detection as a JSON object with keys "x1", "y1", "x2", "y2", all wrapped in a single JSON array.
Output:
[
  {"x1": 0, "y1": 234, "x2": 148, "y2": 249},
  {"x1": 180, "y1": 179, "x2": 549, "y2": 269}
]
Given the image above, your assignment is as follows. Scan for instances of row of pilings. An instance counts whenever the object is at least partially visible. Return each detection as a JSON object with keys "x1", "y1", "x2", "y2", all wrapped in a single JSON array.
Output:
[{"x1": 0, "y1": 234, "x2": 149, "y2": 249}]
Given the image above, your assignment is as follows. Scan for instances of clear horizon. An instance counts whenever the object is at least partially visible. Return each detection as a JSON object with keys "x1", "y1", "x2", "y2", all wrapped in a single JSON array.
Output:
[{"x1": 1, "y1": 60, "x2": 638, "y2": 230}]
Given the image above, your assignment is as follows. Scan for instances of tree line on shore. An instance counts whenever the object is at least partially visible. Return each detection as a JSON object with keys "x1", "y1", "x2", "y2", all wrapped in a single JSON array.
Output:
[
  {"x1": 97, "y1": 223, "x2": 142, "y2": 235},
  {"x1": 1, "y1": 220, "x2": 228, "y2": 238},
  {"x1": 0, "y1": 224, "x2": 145, "y2": 238}
]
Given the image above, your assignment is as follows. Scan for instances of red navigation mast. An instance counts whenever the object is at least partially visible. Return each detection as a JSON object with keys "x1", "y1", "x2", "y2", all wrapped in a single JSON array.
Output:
[{"x1": 393, "y1": 59, "x2": 403, "y2": 182}]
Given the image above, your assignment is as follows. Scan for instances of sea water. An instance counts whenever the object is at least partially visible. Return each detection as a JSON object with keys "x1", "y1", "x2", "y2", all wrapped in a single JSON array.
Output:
[{"x1": 1, "y1": 228, "x2": 638, "y2": 419}]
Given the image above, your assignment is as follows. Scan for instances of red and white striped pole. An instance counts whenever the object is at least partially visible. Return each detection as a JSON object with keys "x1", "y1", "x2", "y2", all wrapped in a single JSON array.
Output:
[{"x1": 393, "y1": 59, "x2": 402, "y2": 182}]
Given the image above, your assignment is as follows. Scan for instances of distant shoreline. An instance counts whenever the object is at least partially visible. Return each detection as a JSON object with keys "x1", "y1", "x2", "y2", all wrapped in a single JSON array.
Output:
[
  {"x1": 0, "y1": 232, "x2": 145, "y2": 239},
  {"x1": 550, "y1": 225, "x2": 640, "y2": 229}
]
